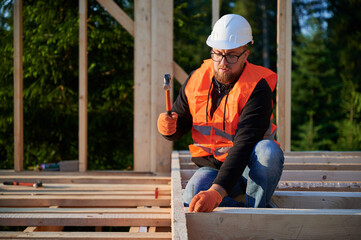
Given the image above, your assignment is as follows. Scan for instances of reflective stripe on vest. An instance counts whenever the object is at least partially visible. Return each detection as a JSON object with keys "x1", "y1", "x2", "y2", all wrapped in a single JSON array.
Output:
[{"x1": 185, "y1": 59, "x2": 277, "y2": 162}]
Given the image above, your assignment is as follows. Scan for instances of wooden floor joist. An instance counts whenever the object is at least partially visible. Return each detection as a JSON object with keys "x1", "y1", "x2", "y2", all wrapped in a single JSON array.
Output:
[
  {"x1": 0, "y1": 213, "x2": 171, "y2": 227},
  {"x1": 0, "y1": 232, "x2": 172, "y2": 239},
  {"x1": 0, "y1": 173, "x2": 172, "y2": 239},
  {"x1": 186, "y1": 208, "x2": 361, "y2": 239},
  {"x1": 171, "y1": 150, "x2": 361, "y2": 239}
]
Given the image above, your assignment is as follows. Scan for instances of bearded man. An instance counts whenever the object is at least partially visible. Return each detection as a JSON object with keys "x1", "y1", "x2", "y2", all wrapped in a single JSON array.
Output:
[{"x1": 158, "y1": 14, "x2": 284, "y2": 212}]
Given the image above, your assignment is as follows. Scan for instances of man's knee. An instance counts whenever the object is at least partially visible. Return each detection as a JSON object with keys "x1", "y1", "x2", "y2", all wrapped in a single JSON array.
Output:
[{"x1": 253, "y1": 140, "x2": 284, "y2": 168}]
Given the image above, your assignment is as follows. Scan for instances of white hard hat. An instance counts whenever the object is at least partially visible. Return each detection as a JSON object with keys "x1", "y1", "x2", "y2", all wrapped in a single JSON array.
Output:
[{"x1": 206, "y1": 14, "x2": 253, "y2": 49}]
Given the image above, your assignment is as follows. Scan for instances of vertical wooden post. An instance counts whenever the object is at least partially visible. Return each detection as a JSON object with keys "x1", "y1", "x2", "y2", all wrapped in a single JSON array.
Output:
[
  {"x1": 276, "y1": 0, "x2": 292, "y2": 151},
  {"x1": 212, "y1": 0, "x2": 220, "y2": 27},
  {"x1": 150, "y1": 0, "x2": 173, "y2": 173},
  {"x1": 134, "y1": 0, "x2": 152, "y2": 171},
  {"x1": 14, "y1": 0, "x2": 23, "y2": 171},
  {"x1": 79, "y1": 0, "x2": 88, "y2": 171}
]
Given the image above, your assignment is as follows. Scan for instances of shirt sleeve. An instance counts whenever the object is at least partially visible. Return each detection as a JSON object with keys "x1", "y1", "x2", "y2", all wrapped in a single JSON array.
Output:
[
  {"x1": 162, "y1": 72, "x2": 194, "y2": 141},
  {"x1": 213, "y1": 79, "x2": 273, "y2": 194}
]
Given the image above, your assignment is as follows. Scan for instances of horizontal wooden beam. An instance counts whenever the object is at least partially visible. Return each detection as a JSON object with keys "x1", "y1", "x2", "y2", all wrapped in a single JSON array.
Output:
[
  {"x1": 0, "y1": 213, "x2": 171, "y2": 227},
  {"x1": 186, "y1": 208, "x2": 361, "y2": 239},
  {"x1": 0, "y1": 195, "x2": 170, "y2": 207},
  {"x1": 1, "y1": 190, "x2": 170, "y2": 196},
  {"x1": 0, "y1": 207, "x2": 170, "y2": 214},
  {"x1": 0, "y1": 232, "x2": 172, "y2": 239},
  {"x1": 280, "y1": 170, "x2": 361, "y2": 181},
  {"x1": 177, "y1": 152, "x2": 361, "y2": 164},
  {"x1": 180, "y1": 169, "x2": 361, "y2": 182},
  {"x1": 0, "y1": 183, "x2": 170, "y2": 192},
  {"x1": 272, "y1": 191, "x2": 361, "y2": 209},
  {"x1": 0, "y1": 175, "x2": 171, "y2": 184},
  {"x1": 0, "y1": 170, "x2": 156, "y2": 176},
  {"x1": 277, "y1": 180, "x2": 361, "y2": 192},
  {"x1": 180, "y1": 161, "x2": 361, "y2": 170}
]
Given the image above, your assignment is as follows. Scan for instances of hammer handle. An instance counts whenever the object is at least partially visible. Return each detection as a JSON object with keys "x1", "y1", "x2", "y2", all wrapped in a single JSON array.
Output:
[
  {"x1": 165, "y1": 90, "x2": 171, "y2": 116},
  {"x1": 3, "y1": 181, "x2": 33, "y2": 187}
]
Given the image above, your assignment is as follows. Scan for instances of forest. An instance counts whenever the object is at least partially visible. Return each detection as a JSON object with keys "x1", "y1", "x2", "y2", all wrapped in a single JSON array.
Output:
[{"x1": 0, "y1": 0, "x2": 360, "y2": 170}]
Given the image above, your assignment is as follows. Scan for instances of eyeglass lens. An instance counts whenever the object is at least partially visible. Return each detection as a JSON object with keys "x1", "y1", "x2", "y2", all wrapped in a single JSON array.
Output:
[{"x1": 211, "y1": 53, "x2": 238, "y2": 63}]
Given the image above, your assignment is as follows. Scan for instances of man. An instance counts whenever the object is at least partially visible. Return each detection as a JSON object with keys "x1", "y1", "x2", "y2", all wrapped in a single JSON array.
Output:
[{"x1": 158, "y1": 14, "x2": 284, "y2": 212}]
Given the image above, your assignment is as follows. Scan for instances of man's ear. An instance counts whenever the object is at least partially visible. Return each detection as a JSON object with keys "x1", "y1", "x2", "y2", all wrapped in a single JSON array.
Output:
[{"x1": 244, "y1": 49, "x2": 250, "y2": 60}]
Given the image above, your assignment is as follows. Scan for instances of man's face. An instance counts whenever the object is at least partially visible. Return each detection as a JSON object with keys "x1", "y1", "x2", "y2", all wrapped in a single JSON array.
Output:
[{"x1": 212, "y1": 46, "x2": 249, "y2": 84}]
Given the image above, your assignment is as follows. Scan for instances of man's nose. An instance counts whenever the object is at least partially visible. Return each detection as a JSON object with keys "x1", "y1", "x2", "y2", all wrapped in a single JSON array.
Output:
[{"x1": 220, "y1": 55, "x2": 228, "y2": 65}]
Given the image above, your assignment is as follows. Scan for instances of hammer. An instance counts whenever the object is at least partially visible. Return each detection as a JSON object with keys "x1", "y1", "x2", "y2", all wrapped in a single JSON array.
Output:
[
  {"x1": 3, "y1": 181, "x2": 43, "y2": 188},
  {"x1": 163, "y1": 74, "x2": 172, "y2": 116}
]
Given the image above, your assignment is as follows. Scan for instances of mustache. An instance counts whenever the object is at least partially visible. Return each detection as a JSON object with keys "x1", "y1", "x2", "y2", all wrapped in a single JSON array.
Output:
[{"x1": 217, "y1": 65, "x2": 230, "y2": 70}]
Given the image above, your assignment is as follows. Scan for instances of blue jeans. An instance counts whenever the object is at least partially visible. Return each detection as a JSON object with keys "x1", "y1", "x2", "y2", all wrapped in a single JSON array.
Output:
[{"x1": 183, "y1": 140, "x2": 284, "y2": 208}]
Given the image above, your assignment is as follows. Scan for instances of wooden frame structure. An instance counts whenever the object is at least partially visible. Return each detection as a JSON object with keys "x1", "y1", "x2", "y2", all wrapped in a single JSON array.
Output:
[
  {"x1": 0, "y1": 171, "x2": 172, "y2": 239},
  {"x1": 6, "y1": 0, "x2": 361, "y2": 239},
  {"x1": 12, "y1": 0, "x2": 292, "y2": 173},
  {"x1": 172, "y1": 150, "x2": 361, "y2": 239}
]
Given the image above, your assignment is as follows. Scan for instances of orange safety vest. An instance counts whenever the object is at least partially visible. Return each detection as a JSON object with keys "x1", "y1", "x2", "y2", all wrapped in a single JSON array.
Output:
[{"x1": 185, "y1": 59, "x2": 277, "y2": 162}]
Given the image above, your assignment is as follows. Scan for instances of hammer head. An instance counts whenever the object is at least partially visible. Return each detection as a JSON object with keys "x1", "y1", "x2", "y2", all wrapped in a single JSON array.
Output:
[
  {"x1": 34, "y1": 181, "x2": 43, "y2": 188},
  {"x1": 163, "y1": 74, "x2": 171, "y2": 91}
]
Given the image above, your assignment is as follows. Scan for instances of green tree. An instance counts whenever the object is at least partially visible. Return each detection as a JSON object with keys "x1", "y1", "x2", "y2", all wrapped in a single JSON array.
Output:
[
  {"x1": 291, "y1": 18, "x2": 338, "y2": 150},
  {"x1": 327, "y1": 0, "x2": 361, "y2": 150},
  {"x1": 0, "y1": 0, "x2": 135, "y2": 169}
]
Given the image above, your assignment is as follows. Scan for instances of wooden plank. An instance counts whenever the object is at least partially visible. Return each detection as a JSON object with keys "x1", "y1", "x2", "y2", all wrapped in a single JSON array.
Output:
[
  {"x1": 283, "y1": 163, "x2": 361, "y2": 170},
  {"x1": 272, "y1": 191, "x2": 361, "y2": 209},
  {"x1": 186, "y1": 208, "x2": 361, "y2": 239},
  {"x1": 150, "y1": 0, "x2": 173, "y2": 173},
  {"x1": 0, "y1": 208, "x2": 170, "y2": 214},
  {"x1": 0, "y1": 175, "x2": 171, "y2": 184},
  {"x1": 0, "y1": 170, "x2": 155, "y2": 176},
  {"x1": 0, "y1": 232, "x2": 172, "y2": 239},
  {"x1": 0, "y1": 183, "x2": 170, "y2": 191},
  {"x1": 285, "y1": 152, "x2": 361, "y2": 163},
  {"x1": 173, "y1": 62, "x2": 188, "y2": 85},
  {"x1": 177, "y1": 151, "x2": 361, "y2": 164},
  {"x1": 0, "y1": 213, "x2": 171, "y2": 227},
  {"x1": 0, "y1": 191, "x2": 170, "y2": 196},
  {"x1": 79, "y1": 0, "x2": 88, "y2": 172},
  {"x1": 179, "y1": 161, "x2": 361, "y2": 171},
  {"x1": 276, "y1": 0, "x2": 292, "y2": 151},
  {"x1": 0, "y1": 196, "x2": 170, "y2": 207},
  {"x1": 13, "y1": 0, "x2": 23, "y2": 172},
  {"x1": 278, "y1": 181, "x2": 361, "y2": 192},
  {"x1": 97, "y1": 0, "x2": 134, "y2": 36},
  {"x1": 171, "y1": 151, "x2": 188, "y2": 240},
  {"x1": 280, "y1": 170, "x2": 361, "y2": 181},
  {"x1": 134, "y1": 0, "x2": 152, "y2": 172},
  {"x1": 180, "y1": 169, "x2": 361, "y2": 182},
  {"x1": 212, "y1": 0, "x2": 219, "y2": 27},
  {"x1": 285, "y1": 151, "x2": 361, "y2": 157}
]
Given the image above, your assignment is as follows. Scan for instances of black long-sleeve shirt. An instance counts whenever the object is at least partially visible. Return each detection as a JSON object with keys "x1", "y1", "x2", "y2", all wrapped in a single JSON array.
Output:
[{"x1": 163, "y1": 70, "x2": 273, "y2": 194}]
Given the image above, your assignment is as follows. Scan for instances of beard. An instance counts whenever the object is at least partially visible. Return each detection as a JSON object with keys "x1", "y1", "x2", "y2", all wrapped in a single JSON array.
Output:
[{"x1": 214, "y1": 65, "x2": 243, "y2": 84}]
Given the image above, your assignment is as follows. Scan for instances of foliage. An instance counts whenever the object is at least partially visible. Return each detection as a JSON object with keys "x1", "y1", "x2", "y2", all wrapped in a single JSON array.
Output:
[
  {"x1": 291, "y1": 0, "x2": 361, "y2": 150},
  {"x1": 0, "y1": 0, "x2": 134, "y2": 169}
]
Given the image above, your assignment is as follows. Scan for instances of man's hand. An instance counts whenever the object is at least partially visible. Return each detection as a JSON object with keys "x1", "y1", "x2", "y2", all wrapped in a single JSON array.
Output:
[
  {"x1": 157, "y1": 112, "x2": 178, "y2": 136},
  {"x1": 189, "y1": 188, "x2": 223, "y2": 212}
]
